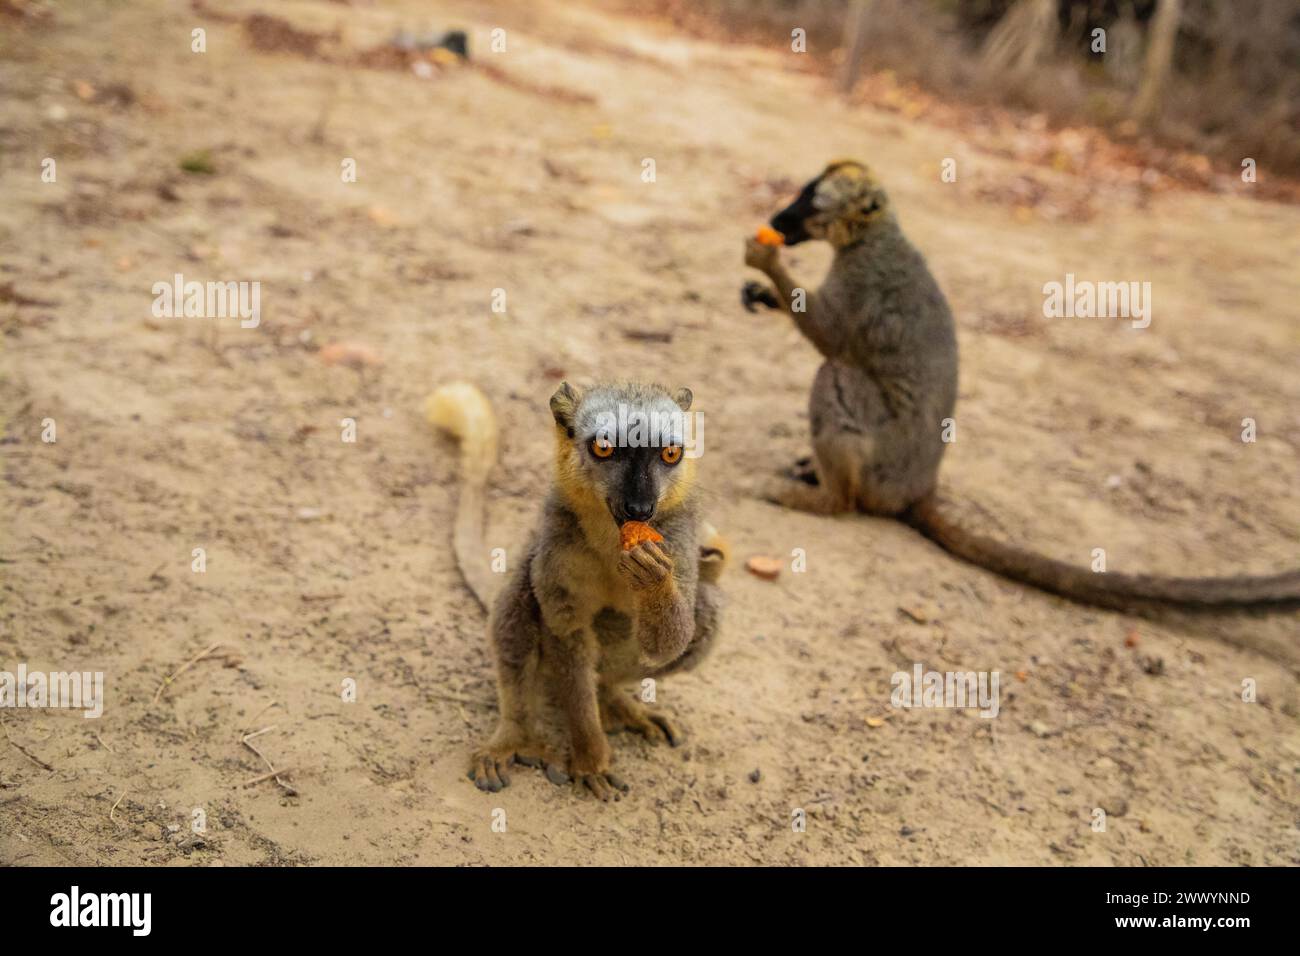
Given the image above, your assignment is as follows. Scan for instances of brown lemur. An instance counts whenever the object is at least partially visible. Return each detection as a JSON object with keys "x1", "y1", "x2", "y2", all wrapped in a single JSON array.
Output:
[
  {"x1": 429, "y1": 381, "x2": 727, "y2": 801},
  {"x1": 742, "y1": 159, "x2": 1300, "y2": 608}
]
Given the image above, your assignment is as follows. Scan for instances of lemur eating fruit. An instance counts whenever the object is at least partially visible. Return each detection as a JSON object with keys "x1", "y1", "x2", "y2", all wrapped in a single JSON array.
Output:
[
  {"x1": 430, "y1": 381, "x2": 727, "y2": 800},
  {"x1": 742, "y1": 160, "x2": 1300, "y2": 609}
]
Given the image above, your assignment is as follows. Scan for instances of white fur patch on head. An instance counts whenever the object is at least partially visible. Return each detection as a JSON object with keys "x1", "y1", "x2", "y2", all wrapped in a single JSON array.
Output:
[
  {"x1": 575, "y1": 383, "x2": 689, "y2": 448},
  {"x1": 815, "y1": 163, "x2": 878, "y2": 210}
]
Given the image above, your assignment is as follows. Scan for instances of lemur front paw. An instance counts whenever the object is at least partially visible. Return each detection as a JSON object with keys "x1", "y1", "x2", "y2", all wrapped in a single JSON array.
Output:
[
  {"x1": 744, "y1": 235, "x2": 780, "y2": 272},
  {"x1": 741, "y1": 280, "x2": 780, "y2": 313},
  {"x1": 617, "y1": 540, "x2": 674, "y2": 592}
]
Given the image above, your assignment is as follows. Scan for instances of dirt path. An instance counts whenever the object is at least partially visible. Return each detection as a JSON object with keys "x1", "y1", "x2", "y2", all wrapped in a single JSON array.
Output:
[{"x1": 1, "y1": 0, "x2": 1297, "y2": 866}]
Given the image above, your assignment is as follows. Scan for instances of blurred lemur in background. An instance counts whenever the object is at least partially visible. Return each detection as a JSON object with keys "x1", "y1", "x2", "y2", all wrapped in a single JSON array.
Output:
[{"x1": 742, "y1": 160, "x2": 1300, "y2": 610}]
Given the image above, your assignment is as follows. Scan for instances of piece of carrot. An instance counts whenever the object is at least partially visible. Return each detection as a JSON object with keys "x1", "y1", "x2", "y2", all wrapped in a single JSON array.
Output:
[
  {"x1": 755, "y1": 226, "x2": 785, "y2": 247},
  {"x1": 620, "y1": 520, "x2": 664, "y2": 551}
]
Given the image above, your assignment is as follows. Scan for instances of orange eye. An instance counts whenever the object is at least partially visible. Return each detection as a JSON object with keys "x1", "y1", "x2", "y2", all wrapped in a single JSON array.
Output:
[
  {"x1": 660, "y1": 445, "x2": 682, "y2": 465},
  {"x1": 591, "y1": 436, "x2": 614, "y2": 459}
]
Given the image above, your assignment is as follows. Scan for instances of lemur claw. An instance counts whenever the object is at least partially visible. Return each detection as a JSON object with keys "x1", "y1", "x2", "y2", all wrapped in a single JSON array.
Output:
[
  {"x1": 578, "y1": 772, "x2": 629, "y2": 802},
  {"x1": 617, "y1": 540, "x2": 673, "y2": 591},
  {"x1": 468, "y1": 752, "x2": 511, "y2": 792}
]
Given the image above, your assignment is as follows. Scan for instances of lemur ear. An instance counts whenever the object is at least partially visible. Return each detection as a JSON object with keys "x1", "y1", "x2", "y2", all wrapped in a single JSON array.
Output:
[
  {"x1": 672, "y1": 387, "x2": 693, "y2": 412},
  {"x1": 549, "y1": 382, "x2": 583, "y2": 435}
]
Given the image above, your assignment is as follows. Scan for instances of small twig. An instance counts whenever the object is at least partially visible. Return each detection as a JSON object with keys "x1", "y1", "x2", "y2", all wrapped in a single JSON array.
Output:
[
  {"x1": 240, "y1": 726, "x2": 297, "y2": 795},
  {"x1": 1, "y1": 718, "x2": 55, "y2": 771},
  {"x1": 242, "y1": 767, "x2": 296, "y2": 788},
  {"x1": 620, "y1": 328, "x2": 673, "y2": 343},
  {"x1": 152, "y1": 641, "x2": 231, "y2": 705},
  {"x1": 94, "y1": 733, "x2": 115, "y2": 754},
  {"x1": 243, "y1": 701, "x2": 279, "y2": 736},
  {"x1": 427, "y1": 690, "x2": 492, "y2": 708},
  {"x1": 110, "y1": 790, "x2": 128, "y2": 827}
]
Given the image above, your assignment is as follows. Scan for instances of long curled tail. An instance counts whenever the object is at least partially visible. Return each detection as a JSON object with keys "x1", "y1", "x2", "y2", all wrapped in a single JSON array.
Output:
[
  {"x1": 905, "y1": 493, "x2": 1300, "y2": 609},
  {"x1": 426, "y1": 382, "x2": 498, "y2": 611}
]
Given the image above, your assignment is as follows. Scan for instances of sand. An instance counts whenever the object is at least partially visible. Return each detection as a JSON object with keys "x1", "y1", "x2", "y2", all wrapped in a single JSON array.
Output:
[{"x1": 1, "y1": 0, "x2": 1296, "y2": 866}]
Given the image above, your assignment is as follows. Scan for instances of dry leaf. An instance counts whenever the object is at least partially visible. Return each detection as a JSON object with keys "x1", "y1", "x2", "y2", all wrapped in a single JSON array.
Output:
[
  {"x1": 319, "y1": 341, "x2": 383, "y2": 369},
  {"x1": 898, "y1": 605, "x2": 929, "y2": 624},
  {"x1": 367, "y1": 206, "x2": 396, "y2": 227}
]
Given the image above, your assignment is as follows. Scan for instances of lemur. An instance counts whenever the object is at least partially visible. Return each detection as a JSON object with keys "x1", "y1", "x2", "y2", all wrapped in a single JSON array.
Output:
[
  {"x1": 430, "y1": 381, "x2": 727, "y2": 801},
  {"x1": 742, "y1": 160, "x2": 1300, "y2": 609}
]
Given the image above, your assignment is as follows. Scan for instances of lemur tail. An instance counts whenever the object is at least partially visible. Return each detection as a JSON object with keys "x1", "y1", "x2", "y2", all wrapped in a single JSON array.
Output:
[
  {"x1": 426, "y1": 382, "x2": 498, "y2": 611},
  {"x1": 905, "y1": 493, "x2": 1300, "y2": 608}
]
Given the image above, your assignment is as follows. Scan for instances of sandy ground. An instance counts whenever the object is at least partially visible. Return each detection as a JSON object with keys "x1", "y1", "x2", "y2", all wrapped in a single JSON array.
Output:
[{"x1": 1, "y1": 0, "x2": 1297, "y2": 866}]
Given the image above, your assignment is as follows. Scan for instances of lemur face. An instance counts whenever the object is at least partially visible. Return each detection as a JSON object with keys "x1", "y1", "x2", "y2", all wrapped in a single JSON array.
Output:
[
  {"x1": 770, "y1": 160, "x2": 890, "y2": 247},
  {"x1": 550, "y1": 382, "x2": 695, "y2": 526}
]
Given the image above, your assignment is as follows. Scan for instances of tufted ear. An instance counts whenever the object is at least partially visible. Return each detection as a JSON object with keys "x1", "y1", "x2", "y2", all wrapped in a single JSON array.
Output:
[
  {"x1": 549, "y1": 382, "x2": 583, "y2": 435},
  {"x1": 672, "y1": 387, "x2": 693, "y2": 412}
]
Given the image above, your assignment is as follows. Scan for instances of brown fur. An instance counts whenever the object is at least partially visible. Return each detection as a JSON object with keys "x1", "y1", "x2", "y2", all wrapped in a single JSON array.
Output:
[{"x1": 467, "y1": 382, "x2": 727, "y2": 800}]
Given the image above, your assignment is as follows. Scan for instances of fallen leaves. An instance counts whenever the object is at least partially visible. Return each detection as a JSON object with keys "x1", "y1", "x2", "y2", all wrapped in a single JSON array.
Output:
[
  {"x1": 243, "y1": 12, "x2": 332, "y2": 58},
  {"x1": 850, "y1": 68, "x2": 1299, "y2": 203},
  {"x1": 898, "y1": 604, "x2": 940, "y2": 624},
  {"x1": 319, "y1": 341, "x2": 382, "y2": 370},
  {"x1": 179, "y1": 150, "x2": 215, "y2": 175}
]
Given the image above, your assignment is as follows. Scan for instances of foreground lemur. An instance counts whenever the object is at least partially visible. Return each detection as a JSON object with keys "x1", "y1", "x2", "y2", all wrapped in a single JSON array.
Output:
[
  {"x1": 742, "y1": 159, "x2": 1300, "y2": 608},
  {"x1": 430, "y1": 381, "x2": 726, "y2": 800}
]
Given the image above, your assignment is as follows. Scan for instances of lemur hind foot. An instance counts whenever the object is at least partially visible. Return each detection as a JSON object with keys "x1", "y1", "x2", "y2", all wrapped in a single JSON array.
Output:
[{"x1": 601, "y1": 690, "x2": 684, "y2": 747}]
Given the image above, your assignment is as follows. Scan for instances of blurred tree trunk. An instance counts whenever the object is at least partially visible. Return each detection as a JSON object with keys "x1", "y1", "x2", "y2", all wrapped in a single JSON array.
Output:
[
  {"x1": 980, "y1": 0, "x2": 1057, "y2": 76},
  {"x1": 1105, "y1": 7, "x2": 1143, "y2": 89},
  {"x1": 837, "y1": 0, "x2": 875, "y2": 94},
  {"x1": 1132, "y1": 0, "x2": 1182, "y2": 124}
]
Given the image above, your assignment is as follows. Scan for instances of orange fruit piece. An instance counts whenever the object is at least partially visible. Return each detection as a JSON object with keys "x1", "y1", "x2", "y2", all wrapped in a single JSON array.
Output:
[
  {"x1": 320, "y1": 341, "x2": 383, "y2": 370},
  {"x1": 755, "y1": 226, "x2": 784, "y2": 246},
  {"x1": 745, "y1": 555, "x2": 782, "y2": 580},
  {"x1": 620, "y1": 520, "x2": 664, "y2": 551}
]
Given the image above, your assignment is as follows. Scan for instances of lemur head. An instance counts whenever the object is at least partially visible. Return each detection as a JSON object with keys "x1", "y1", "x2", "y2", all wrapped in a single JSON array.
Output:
[
  {"x1": 549, "y1": 381, "x2": 696, "y2": 526},
  {"x1": 770, "y1": 160, "x2": 892, "y2": 249}
]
